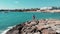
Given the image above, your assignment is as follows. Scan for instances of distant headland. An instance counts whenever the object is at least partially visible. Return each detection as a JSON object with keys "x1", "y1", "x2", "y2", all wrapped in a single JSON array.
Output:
[{"x1": 0, "y1": 7, "x2": 60, "y2": 12}]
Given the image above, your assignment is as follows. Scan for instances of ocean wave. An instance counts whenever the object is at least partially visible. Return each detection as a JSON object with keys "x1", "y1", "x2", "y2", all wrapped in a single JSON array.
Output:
[{"x1": 1, "y1": 26, "x2": 15, "y2": 34}]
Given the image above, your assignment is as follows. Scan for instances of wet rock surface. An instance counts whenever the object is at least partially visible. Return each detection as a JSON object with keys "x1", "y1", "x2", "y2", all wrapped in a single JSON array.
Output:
[{"x1": 6, "y1": 19, "x2": 60, "y2": 34}]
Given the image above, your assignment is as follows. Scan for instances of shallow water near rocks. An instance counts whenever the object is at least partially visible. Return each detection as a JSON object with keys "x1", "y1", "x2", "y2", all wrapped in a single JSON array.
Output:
[{"x1": 0, "y1": 11, "x2": 60, "y2": 34}]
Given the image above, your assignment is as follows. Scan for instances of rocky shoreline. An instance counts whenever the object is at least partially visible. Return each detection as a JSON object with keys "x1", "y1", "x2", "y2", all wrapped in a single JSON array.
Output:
[{"x1": 6, "y1": 19, "x2": 60, "y2": 34}]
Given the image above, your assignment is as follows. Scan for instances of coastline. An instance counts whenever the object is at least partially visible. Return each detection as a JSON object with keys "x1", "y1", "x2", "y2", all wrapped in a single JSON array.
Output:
[
  {"x1": 1, "y1": 26, "x2": 16, "y2": 34},
  {"x1": 5, "y1": 19, "x2": 60, "y2": 34},
  {"x1": 1, "y1": 10, "x2": 60, "y2": 13}
]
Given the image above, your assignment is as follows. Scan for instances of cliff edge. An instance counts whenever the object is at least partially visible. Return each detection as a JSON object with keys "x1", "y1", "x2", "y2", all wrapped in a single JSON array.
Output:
[{"x1": 6, "y1": 19, "x2": 60, "y2": 34}]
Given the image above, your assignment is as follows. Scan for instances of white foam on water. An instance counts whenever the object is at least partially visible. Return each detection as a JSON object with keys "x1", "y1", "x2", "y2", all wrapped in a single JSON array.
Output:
[
  {"x1": 1, "y1": 29, "x2": 10, "y2": 34},
  {"x1": 1, "y1": 26, "x2": 15, "y2": 34}
]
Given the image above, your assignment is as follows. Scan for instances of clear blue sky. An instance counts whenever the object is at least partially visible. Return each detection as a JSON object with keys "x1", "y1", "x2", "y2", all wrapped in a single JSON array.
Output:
[{"x1": 0, "y1": 0, "x2": 60, "y2": 9}]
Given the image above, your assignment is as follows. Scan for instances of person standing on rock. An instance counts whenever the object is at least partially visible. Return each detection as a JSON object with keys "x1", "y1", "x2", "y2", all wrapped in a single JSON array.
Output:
[{"x1": 33, "y1": 15, "x2": 35, "y2": 20}]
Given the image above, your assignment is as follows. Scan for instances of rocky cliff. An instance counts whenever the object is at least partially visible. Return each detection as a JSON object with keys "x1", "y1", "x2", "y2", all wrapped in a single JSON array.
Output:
[{"x1": 6, "y1": 19, "x2": 60, "y2": 34}]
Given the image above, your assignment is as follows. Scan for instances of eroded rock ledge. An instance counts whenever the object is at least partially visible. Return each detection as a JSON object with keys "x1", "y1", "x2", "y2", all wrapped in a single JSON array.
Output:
[{"x1": 6, "y1": 19, "x2": 60, "y2": 34}]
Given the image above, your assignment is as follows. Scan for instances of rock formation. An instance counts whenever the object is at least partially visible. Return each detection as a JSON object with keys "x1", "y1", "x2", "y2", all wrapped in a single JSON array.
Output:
[
  {"x1": 5, "y1": 19, "x2": 60, "y2": 34},
  {"x1": 6, "y1": 14, "x2": 60, "y2": 34}
]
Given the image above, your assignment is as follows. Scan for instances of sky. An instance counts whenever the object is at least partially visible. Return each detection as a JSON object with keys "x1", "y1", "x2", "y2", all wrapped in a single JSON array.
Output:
[{"x1": 0, "y1": 0, "x2": 60, "y2": 9}]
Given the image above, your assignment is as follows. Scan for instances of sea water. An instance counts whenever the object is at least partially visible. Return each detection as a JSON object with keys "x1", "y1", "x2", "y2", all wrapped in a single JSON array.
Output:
[{"x1": 0, "y1": 11, "x2": 60, "y2": 34}]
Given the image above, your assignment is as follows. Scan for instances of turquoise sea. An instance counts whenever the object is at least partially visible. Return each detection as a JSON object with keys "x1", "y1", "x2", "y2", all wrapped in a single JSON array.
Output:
[{"x1": 0, "y1": 11, "x2": 60, "y2": 34}]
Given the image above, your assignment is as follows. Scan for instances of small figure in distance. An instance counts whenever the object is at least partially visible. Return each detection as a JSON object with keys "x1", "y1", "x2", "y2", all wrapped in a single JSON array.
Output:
[{"x1": 33, "y1": 15, "x2": 35, "y2": 20}]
